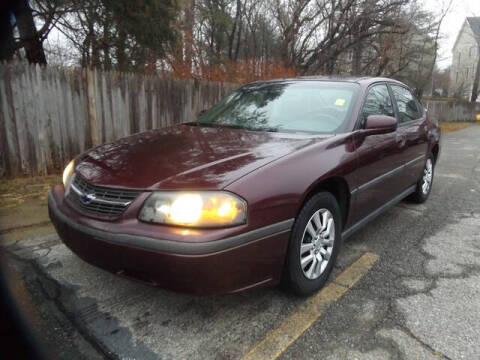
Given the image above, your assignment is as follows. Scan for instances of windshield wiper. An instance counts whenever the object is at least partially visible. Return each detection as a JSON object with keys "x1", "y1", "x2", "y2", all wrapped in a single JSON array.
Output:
[
  {"x1": 184, "y1": 122, "x2": 279, "y2": 132},
  {"x1": 253, "y1": 127, "x2": 279, "y2": 132}
]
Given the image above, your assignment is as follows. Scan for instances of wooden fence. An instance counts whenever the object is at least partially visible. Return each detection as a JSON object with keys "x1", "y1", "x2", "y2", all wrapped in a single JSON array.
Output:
[
  {"x1": 2, "y1": 62, "x2": 479, "y2": 178},
  {"x1": 0, "y1": 62, "x2": 238, "y2": 178},
  {"x1": 424, "y1": 99, "x2": 480, "y2": 123}
]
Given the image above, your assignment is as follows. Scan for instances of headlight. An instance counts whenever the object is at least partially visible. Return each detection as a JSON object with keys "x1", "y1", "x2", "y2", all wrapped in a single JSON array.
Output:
[
  {"x1": 62, "y1": 160, "x2": 74, "y2": 187},
  {"x1": 139, "y1": 191, "x2": 247, "y2": 227}
]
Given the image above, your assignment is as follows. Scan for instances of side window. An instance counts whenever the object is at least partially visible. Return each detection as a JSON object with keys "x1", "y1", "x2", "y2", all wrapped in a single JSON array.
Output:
[
  {"x1": 361, "y1": 84, "x2": 394, "y2": 127},
  {"x1": 390, "y1": 85, "x2": 422, "y2": 123}
]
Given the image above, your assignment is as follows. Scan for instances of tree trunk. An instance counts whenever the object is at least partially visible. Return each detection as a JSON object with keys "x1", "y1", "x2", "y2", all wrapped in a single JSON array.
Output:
[
  {"x1": 326, "y1": 49, "x2": 337, "y2": 75},
  {"x1": 352, "y1": 39, "x2": 362, "y2": 75},
  {"x1": 11, "y1": 0, "x2": 47, "y2": 64},
  {"x1": 115, "y1": 29, "x2": 127, "y2": 71},
  {"x1": 228, "y1": 0, "x2": 241, "y2": 61},
  {"x1": 87, "y1": 4, "x2": 100, "y2": 68},
  {"x1": 233, "y1": 4, "x2": 243, "y2": 62},
  {"x1": 0, "y1": 2, "x2": 15, "y2": 61},
  {"x1": 184, "y1": 0, "x2": 195, "y2": 73},
  {"x1": 102, "y1": 21, "x2": 111, "y2": 70}
]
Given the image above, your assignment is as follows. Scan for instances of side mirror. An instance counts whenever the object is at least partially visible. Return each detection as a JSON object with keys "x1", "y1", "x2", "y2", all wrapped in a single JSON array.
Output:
[{"x1": 364, "y1": 115, "x2": 397, "y2": 135}]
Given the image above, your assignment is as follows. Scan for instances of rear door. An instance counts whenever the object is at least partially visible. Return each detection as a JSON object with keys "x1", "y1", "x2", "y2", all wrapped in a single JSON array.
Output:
[
  {"x1": 388, "y1": 84, "x2": 429, "y2": 186},
  {"x1": 350, "y1": 83, "x2": 406, "y2": 225}
]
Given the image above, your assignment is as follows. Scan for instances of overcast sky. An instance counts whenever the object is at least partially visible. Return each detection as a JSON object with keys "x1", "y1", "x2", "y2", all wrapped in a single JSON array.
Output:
[{"x1": 424, "y1": 0, "x2": 480, "y2": 69}]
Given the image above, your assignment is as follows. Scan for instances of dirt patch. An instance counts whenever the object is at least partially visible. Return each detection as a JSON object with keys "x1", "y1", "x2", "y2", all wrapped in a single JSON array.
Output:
[
  {"x1": 0, "y1": 175, "x2": 60, "y2": 209},
  {"x1": 439, "y1": 122, "x2": 474, "y2": 133}
]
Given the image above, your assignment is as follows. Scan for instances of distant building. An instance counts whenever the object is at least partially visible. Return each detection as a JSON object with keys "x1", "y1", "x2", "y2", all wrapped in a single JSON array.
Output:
[
  {"x1": 450, "y1": 17, "x2": 480, "y2": 99},
  {"x1": 332, "y1": 24, "x2": 436, "y2": 93}
]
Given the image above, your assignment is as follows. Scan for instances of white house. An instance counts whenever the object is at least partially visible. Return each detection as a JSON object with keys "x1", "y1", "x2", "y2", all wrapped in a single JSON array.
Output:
[{"x1": 450, "y1": 17, "x2": 480, "y2": 99}]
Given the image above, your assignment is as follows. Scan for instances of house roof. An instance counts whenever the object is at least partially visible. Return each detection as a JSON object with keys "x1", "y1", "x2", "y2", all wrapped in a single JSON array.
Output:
[
  {"x1": 452, "y1": 20, "x2": 467, "y2": 51},
  {"x1": 452, "y1": 17, "x2": 480, "y2": 51},
  {"x1": 467, "y1": 17, "x2": 480, "y2": 40}
]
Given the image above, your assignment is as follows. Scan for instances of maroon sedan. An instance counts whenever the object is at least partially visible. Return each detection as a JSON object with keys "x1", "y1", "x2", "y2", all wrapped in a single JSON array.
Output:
[{"x1": 48, "y1": 77, "x2": 440, "y2": 296}]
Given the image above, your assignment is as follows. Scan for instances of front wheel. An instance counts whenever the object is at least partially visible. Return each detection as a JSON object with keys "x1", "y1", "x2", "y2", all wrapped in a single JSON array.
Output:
[
  {"x1": 410, "y1": 153, "x2": 434, "y2": 203},
  {"x1": 284, "y1": 192, "x2": 342, "y2": 296}
]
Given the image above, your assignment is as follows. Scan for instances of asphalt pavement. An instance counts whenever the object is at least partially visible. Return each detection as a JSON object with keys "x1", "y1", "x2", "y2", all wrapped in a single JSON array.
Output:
[{"x1": 1, "y1": 125, "x2": 479, "y2": 360}]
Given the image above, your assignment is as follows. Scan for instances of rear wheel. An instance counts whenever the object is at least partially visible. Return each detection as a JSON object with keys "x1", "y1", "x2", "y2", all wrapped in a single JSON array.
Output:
[
  {"x1": 410, "y1": 153, "x2": 434, "y2": 203},
  {"x1": 284, "y1": 192, "x2": 342, "y2": 296}
]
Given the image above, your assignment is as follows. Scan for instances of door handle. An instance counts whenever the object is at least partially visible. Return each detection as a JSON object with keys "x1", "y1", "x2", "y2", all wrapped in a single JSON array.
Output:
[{"x1": 396, "y1": 134, "x2": 407, "y2": 147}]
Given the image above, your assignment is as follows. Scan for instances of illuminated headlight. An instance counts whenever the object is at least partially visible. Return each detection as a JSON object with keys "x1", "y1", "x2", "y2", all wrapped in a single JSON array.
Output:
[
  {"x1": 62, "y1": 160, "x2": 74, "y2": 187},
  {"x1": 139, "y1": 191, "x2": 247, "y2": 227}
]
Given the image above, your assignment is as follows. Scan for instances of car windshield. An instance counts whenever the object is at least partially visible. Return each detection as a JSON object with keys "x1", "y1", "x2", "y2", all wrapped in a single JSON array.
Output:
[{"x1": 196, "y1": 81, "x2": 359, "y2": 134}]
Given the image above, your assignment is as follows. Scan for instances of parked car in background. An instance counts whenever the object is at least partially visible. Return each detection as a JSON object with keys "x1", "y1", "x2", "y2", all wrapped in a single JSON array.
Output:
[{"x1": 48, "y1": 76, "x2": 440, "y2": 296}]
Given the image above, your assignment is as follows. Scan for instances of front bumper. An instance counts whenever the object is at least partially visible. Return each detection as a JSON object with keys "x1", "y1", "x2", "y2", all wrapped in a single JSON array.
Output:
[{"x1": 48, "y1": 185, "x2": 292, "y2": 295}]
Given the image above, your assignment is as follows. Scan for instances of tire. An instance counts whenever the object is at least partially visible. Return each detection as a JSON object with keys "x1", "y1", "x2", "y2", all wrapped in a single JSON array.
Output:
[
  {"x1": 284, "y1": 192, "x2": 342, "y2": 296},
  {"x1": 410, "y1": 153, "x2": 435, "y2": 204}
]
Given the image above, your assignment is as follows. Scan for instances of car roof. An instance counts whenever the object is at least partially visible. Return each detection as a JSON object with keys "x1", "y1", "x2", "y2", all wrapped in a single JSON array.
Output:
[{"x1": 248, "y1": 76, "x2": 406, "y2": 88}]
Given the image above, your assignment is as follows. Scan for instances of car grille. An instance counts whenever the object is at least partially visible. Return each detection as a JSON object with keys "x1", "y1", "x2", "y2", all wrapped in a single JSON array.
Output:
[{"x1": 67, "y1": 175, "x2": 141, "y2": 218}]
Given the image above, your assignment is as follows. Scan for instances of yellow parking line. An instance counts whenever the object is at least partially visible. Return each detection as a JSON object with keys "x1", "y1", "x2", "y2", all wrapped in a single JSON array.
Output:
[{"x1": 242, "y1": 252, "x2": 379, "y2": 360}]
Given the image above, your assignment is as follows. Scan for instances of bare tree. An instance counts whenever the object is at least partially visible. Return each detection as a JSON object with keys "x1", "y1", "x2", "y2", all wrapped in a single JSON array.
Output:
[
  {"x1": 7, "y1": 0, "x2": 445, "y2": 87},
  {"x1": 412, "y1": 0, "x2": 453, "y2": 98}
]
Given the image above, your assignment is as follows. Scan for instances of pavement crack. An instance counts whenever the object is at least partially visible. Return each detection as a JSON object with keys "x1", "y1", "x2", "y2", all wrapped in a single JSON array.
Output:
[
  {"x1": 0, "y1": 220, "x2": 53, "y2": 235},
  {"x1": 403, "y1": 327, "x2": 453, "y2": 360},
  {"x1": 37, "y1": 247, "x2": 51, "y2": 259}
]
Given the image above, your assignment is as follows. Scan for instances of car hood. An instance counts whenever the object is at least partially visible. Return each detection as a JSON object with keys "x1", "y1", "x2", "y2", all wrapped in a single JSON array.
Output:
[{"x1": 74, "y1": 124, "x2": 330, "y2": 190}]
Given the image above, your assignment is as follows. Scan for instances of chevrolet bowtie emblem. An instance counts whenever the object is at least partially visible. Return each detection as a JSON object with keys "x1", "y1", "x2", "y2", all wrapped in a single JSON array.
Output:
[{"x1": 80, "y1": 193, "x2": 96, "y2": 204}]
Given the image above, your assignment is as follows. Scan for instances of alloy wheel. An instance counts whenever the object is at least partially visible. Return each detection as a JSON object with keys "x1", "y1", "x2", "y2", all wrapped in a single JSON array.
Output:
[
  {"x1": 422, "y1": 158, "x2": 433, "y2": 195},
  {"x1": 300, "y1": 208, "x2": 335, "y2": 280}
]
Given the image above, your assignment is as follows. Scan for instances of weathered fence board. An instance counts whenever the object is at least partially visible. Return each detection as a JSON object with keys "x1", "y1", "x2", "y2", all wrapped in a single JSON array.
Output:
[
  {"x1": 0, "y1": 62, "x2": 238, "y2": 178},
  {"x1": 5, "y1": 62, "x2": 477, "y2": 179},
  {"x1": 424, "y1": 99, "x2": 480, "y2": 123}
]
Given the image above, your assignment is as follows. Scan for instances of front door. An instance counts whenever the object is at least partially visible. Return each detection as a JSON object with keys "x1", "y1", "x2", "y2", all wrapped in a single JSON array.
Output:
[{"x1": 350, "y1": 83, "x2": 405, "y2": 225}]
